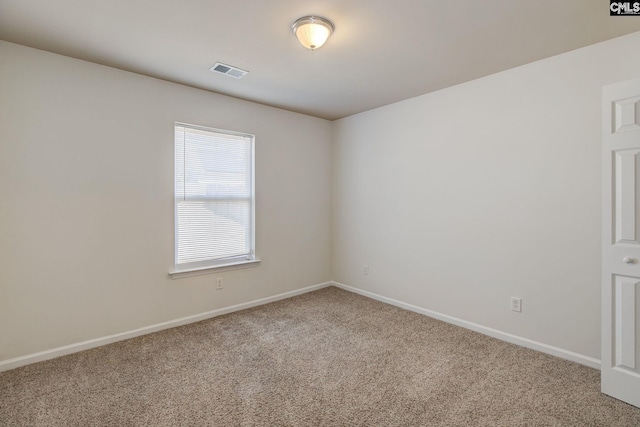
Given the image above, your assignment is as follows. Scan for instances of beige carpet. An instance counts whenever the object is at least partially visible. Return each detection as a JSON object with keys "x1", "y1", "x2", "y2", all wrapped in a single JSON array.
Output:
[{"x1": 1, "y1": 286, "x2": 639, "y2": 426}]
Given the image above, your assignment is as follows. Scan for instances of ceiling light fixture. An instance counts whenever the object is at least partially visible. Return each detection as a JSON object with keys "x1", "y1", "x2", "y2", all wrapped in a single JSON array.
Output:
[{"x1": 292, "y1": 16, "x2": 334, "y2": 51}]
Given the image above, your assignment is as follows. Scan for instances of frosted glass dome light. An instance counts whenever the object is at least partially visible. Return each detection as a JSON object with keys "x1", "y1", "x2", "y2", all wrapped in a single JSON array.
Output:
[{"x1": 292, "y1": 16, "x2": 334, "y2": 50}]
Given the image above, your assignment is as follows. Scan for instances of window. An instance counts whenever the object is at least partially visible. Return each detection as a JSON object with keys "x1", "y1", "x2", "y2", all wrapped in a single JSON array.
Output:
[{"x1": 172, "y1": 123, "x2": 257, "y2": 275}]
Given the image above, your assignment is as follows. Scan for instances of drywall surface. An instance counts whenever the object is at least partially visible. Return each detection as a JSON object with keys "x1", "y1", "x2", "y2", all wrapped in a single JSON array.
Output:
[
  {"x1": 332, "y1": 31, "x2": 640, "y2": 359},
  {"x1": 0, "y1": 41, "x2": 332, "y2": 361}
]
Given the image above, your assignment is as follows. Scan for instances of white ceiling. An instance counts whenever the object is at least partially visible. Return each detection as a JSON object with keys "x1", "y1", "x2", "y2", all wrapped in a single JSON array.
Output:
[{"x1": 1, "y1": 0, "x2": 639, "y2": 120}]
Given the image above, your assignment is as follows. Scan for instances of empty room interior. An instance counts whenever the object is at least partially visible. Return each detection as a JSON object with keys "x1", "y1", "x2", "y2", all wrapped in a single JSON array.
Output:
[{"x1": 3, "y1": 0, "x2": 640, "y2": 425}]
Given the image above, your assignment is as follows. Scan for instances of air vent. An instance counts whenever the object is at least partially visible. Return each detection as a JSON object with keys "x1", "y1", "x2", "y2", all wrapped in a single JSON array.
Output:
[{"x1": 209, "y1": 62, "x2": 249, "y2": 79}]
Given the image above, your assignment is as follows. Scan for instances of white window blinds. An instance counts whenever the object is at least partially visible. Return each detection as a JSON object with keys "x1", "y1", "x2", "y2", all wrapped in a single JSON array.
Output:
[{"x1": 174, "y1": 124, "x2": 254, "y2": 269}]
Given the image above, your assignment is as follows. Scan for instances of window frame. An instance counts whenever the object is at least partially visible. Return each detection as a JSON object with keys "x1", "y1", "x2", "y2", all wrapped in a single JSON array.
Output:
[{"x1": 170, "y1": 122, "x2": 259, "y2": 278}]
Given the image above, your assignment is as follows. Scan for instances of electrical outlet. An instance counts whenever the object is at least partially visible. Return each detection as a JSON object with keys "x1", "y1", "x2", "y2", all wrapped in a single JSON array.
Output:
[
  {"x1": 511, "y1": 297, "x2": 522, "y2": 313},
  {"x1": 216, "y1": 277, "x2": 224, "y2": 290},
  {"x1": 363, "y1": 264, "x2": 369, "y2": 275}
]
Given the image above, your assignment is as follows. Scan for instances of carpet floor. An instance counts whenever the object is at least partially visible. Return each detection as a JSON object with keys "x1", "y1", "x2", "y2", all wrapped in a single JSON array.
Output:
[{"x1": 1, "y1": 286, "x2": 639, "y2": 426}]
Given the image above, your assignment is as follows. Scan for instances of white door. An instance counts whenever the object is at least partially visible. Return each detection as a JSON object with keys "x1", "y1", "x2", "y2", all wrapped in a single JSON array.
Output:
[{"x1": 602, "y1": 77, "x2": 640, "y2": 408}]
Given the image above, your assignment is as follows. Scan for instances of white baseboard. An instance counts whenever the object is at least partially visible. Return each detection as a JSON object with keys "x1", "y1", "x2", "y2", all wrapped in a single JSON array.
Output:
[
  {"x1": 1, "y1": 281, "x2": 601, "y2": 373},
  {"x1": 0, "y1": 281, "x2": 333, "y2": 373},
  {"x1": 331, "y1": 281, "x2": 601, "y2": 370}
]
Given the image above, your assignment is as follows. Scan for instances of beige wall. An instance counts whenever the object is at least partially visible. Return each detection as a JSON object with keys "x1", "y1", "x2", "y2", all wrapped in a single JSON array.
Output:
[
  {"x1": 331, "y1": 31, "x2": 640, "y2": 360},
  {"x1": 0, "y1": 41, "x2": 332, "y2": 361}
]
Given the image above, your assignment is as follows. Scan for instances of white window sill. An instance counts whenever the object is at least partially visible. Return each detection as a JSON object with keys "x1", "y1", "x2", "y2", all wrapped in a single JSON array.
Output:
[{"x1": 169, "y1": 259, "x2": 261, "y2": 279}]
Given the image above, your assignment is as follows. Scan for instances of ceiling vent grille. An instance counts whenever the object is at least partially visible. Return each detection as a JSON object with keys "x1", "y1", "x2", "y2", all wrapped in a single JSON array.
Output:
[{"x1": 209, "y1": 62, "x2": 249, "y2": 79}]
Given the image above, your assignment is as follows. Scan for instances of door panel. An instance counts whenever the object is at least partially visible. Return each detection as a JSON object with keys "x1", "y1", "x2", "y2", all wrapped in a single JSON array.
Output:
[
  {"x1": 614, "y1": 149, "x2": 640, "y2": 244},
  {"x1": 613, "y1": 96, "x2": 640, "y2": 133},
  {"x1": 612, "y1": 275, "x2": 638, "y2": 370}
]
